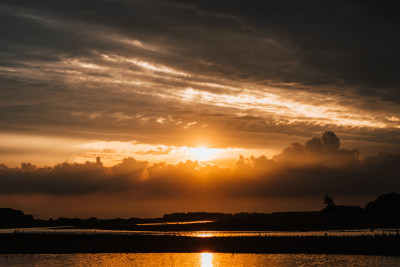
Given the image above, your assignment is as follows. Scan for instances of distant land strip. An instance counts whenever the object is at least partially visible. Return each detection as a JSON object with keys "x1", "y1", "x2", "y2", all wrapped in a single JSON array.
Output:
[{"x1": 1, "y1": 234, "x2": 400, "y2": 255}]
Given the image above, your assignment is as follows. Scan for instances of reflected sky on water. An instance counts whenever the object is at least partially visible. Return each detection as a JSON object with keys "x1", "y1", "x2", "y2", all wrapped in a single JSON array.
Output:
[{"x1": 1, "y1": 253, "x2": 400, "y2": 266}]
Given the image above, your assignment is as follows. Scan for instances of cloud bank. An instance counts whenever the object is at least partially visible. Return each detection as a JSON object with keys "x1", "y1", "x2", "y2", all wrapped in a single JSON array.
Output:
[{"x1": 0, "y1": 132, "x2": 399, "y2": 217}]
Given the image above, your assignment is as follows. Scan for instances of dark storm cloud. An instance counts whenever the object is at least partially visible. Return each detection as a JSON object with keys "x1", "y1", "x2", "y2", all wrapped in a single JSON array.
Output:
[
  {"x1": 1, "y1": 0, "x2": 399, "y2": 101},
  {"x1": 162, "y1": 0, "x2": 400, "y2": 100},
  {"x1": 0, "y1": 132, "x2": 398, "y2": 204},
  {"x1": 0, "y1": 0, "x2": 399, "y2": 158}
]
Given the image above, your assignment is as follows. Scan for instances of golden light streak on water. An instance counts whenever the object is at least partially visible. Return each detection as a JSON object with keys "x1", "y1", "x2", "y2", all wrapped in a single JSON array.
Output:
[
  {"x1": 1, "y1": 253, "x2": 400, "y2": 266},
  {"x1": 200, "y1": 252, "x2": 213, "y2": 267},
  {"x1": 196, "y1": 233, "x2": 214, "y2": 238}
]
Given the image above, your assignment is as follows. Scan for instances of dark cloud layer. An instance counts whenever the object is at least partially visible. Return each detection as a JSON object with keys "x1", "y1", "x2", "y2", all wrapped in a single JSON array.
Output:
[
  {"x1": 0, "y1": 132, "x2": 398, "y2": 208},
  {"x1": 1, "y1": 0, "x2": 399, "y2": 101},
  {"x1": 0, "y1": 1, "x2": 399, "y2": 169}
]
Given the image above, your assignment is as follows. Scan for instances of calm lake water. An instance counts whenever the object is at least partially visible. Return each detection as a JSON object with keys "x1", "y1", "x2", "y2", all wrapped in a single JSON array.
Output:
[{"x1": 1, "y1": 253, "x2": 400, "y2": 266}]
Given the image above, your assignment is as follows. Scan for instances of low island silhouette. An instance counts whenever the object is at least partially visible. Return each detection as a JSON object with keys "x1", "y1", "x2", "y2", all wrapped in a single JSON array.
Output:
[
  {"x1": 2, "y1": 192, "x2": 400, "y2": 255},
  {"x1": 2, "y1": 192, "x2": 400, "y2": 231}
]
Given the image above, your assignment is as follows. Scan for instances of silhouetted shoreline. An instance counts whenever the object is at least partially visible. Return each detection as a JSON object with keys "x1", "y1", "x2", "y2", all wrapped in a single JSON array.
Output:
[
  {"x1": 4, "y1": 193, "x2": 400, "y2": 232},
  {"x1": 4, "y1": 211, "x2": 400, "y2": 232},
  {"x1": 3, "y1": 193, "x2": 400, "y2": 255},
  {"x1": 1, "y1": 233, "x2": 400, "y2": 255}
]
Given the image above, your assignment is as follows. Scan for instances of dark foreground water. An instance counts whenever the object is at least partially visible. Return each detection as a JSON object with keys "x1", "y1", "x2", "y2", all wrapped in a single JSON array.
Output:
[{"x1": 1, "y1": 253, "x2": 400, "y2": 266}]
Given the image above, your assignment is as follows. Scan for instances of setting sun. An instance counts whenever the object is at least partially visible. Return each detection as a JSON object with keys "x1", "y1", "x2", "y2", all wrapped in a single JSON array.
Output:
[{"x1": 188, "y1": 147, "x2": 216, "y2": 161}]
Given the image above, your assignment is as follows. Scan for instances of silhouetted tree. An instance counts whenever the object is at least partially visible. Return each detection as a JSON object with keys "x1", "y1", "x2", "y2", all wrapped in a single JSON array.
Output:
[
  {"x1": 366, "y1": 192, "x2": 400, "y2": 214},
  {"x1": 324, "y1": 195, "x2": 335, "y2": 207}
]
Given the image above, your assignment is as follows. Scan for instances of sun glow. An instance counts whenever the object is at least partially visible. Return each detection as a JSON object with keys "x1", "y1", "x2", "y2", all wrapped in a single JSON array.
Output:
[
  {"x1": 75, "y1": 140, "x2": 259, "y2": 166},
  {"x1": 188, "y1": 147, "x2": 217, "y2": 161},
  {"x1": 200, "y1": 253, "x2": 213, "y2": 267}
]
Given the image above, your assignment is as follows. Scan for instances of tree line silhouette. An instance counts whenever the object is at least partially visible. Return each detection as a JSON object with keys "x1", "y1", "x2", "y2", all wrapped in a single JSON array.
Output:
[{"x1": 2, "y1": 192, "x2": 400, "y2": 230}]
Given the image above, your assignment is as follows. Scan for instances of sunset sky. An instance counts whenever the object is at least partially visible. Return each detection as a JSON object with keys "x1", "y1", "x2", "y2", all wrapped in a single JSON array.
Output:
[{"x1": 0, "y1": 1, "x2": 399, "y2": 218}]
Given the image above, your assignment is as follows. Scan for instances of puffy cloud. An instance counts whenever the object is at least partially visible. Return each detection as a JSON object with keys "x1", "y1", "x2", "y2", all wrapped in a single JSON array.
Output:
[
  {"x1": 274, "y1": 131, "x2": 360, "y2": 166},
  {"x1": 321, "y1": 131, "x2": 340, "y2": 152},
  {"x1": 0, "y1": 132, "x2": 398, "y2": 217}
]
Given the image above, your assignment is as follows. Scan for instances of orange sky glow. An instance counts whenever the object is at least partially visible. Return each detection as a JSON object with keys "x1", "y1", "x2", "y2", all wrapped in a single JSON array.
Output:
[{"x1": 0, "y1": 1, "x2": 399, "y2": 218}]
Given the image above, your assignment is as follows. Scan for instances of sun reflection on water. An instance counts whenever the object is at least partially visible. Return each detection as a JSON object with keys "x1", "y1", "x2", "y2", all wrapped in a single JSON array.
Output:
[
  {"x1": 196, "y1": 232, "x2": 214, "y2": 238},
  {"x1": 200, "y1": 253, "x2": 213, "y2": 267},
  {"x1": 1, "y1": 253, "x2": 399, "y2": 266}
]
